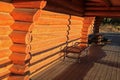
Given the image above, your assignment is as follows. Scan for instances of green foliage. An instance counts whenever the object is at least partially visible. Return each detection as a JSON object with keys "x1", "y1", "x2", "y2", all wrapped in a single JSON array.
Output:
[{"x1": 102, "y1": 18, "x2": 120, "y2": 26}]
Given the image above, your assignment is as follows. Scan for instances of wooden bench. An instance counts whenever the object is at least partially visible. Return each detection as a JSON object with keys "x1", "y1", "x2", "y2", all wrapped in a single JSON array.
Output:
[{"x1": 62, "y1": 42, "x2": 90, "y2": 63}]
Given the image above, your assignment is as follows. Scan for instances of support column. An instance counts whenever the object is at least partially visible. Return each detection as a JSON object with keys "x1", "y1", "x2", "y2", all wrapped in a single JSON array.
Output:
[
  {"x1": 0, "y1": 1, "x2": 14, "y2": 80},
  {"x1": 9, "y1": 1, "x2": 47, "y2": 80},
  {"x1": 80, "y1": 17, "x2": 95, "y2": 44},
  {"x1": 93, "y1": 17, "x2": 103, "y2": 34}
]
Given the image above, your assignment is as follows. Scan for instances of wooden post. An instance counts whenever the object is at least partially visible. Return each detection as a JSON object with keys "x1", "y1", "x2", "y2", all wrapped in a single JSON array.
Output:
[
  {"x1": 80, "y1": 17, "x2": 95, "y2": 43},
  {"x1": 93, "y1": 17, "x2": 103, "y2": 34},
  {"x1": 8, "y1": 1, "x2": 47, "y2": 80}
]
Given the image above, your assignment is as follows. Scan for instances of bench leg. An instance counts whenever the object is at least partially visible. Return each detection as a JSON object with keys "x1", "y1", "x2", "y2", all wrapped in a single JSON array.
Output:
[{"x1": 63, "y1": 52, "x2": 67, "y2": 61}]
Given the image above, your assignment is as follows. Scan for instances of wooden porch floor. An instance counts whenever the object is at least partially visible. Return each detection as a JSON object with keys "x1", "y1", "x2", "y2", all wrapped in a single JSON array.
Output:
[{"x1": 31, "y1": 34, "x2": 120, "y2": 80}]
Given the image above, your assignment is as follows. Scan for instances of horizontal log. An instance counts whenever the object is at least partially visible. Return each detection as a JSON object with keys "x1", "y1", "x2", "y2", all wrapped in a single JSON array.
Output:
[
  {"x1": 9, "y1": 53, "x2": 30, "y2": 65},
  {"x1": 80, "y1": 35, "x2": 88, "y2": 38},
  {"x1": 85, "y1": 2, "x2": 105, "y2": 7},
  {"x1": 70, "y1": 29, "x2": 82, "y2": 33},
  {"x1": 0, "y1": 68, "x2": 10, "y2": 78},
  {"x1": 81, "y1": 33, "x2": 88, "y2": 36},
  {"x1": 83, "y1": 24, "x2": 92, "y2": 27},
  {"x1": 0, "y1": 49, "x2": 12, "y2": 58},
  {"x1": 70, "y1": 25, "x2": 83, "y2": 28},
  {"x1": 0, "y1": 36, "x2": 12, "y2": 50},
  {"x1": 8, "y1": 75, "x2": 29, "y2": 80},
  {"x1": 82, "y1": 28, "x2": 90, "y2": 31},
  {"x1": 80, "y1": 40, "x2": 88, "y2": 43},
  {"x1": 0, "y1": 2, "x2": 14, "y2": 12},
  {"x1": 30, "y1": 46, "x2": 64, "y2": 64},
  {"x1": 30, "y1": 37, "x2": 66, "y2": 53},
  {"x1": 11, "y1": 22, "x2": 34, "y2": 32},
  {"x1": 12, "y1": 0, "x2": 33, "y2": 2},
  {"x1": 85, "y1": 11, "x2": 120, "y2": 17},
  {"x1": 10, "y1": 44, "x2": 30, "y2": 53},
  {"x1": 9, "y1": 31, "x2": 32, "y2": 44},
  {"x1": 35, "y1": 17, "x2": 69, "y2": 25},
  {"x1": 30, "y1": 58, "x2": 61, "y2": 79},
  {"x1": 68, "y1": 34, "x2": 81, "y2": 41},
  {"x1": 13, "y1": 0, "x2": 47, "y2": 9},
  {"x1": 10, "y1": 64, "x2": 29, "y2": 75},
  {"x1": 83, "y1": 20, "x2": 94, "y2": 24},
  {"x1": 86, "y1": 7, "x2": 120, "y2": 11},
  {"x1": 0, "y1": 77, "x2": 8, "y2": 80},
  {"x1": 71, "y1": 15, "x2": 84, "y2": 21},
  {"x1": 70, "y1": 20, "x2": 83, "y2": 25},
  {"x1": 36, "y1": 10, "x2": 69, "y2": 19},
  {"x1": 0, "y1": 26, "x2": 12, "y2": 35},
  {"x1": 11, "y1": 8, "x2": 41, "y2": 22},
  {"x1": 0, "y1": 12, "x2": 14, "y2": 26},
  {"x1": 31, "y1": 34, "x2": 67, "y2": 43},
  {"x1": 31, "y1": 25, "x2": 67, "y2": 34},
  {"x1": 84, "y1": 17, "x2": 95, "y2": 21},
  {"x1": 30, "y1": 53, "x2": 63, "y2": 73},
  {"x1": 71, "y1": 0, "x2": 84, "y2": 5},
  {"x1": 0, "y1": 57, "x2": 11, "y2": 67},
  {"x1": 70, "y1": 27, "x2": 82, "y2": 30}
]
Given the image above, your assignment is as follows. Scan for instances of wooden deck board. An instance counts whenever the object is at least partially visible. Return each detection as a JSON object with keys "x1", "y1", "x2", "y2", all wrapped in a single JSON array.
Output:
[{"x1": 31, "y1": 34, "x2": 120, "y2": 80}]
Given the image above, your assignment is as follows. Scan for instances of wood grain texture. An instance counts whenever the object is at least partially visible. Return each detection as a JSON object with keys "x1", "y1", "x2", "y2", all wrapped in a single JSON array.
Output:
[
  {"x1": 10, "y1": 44, "x2": 31, "y2": 53},
  {"x1": 0, "y1": 26, "x2": 12, "y2": 35},
  {"x1": 0, "y1": 12, "x2": 14, "y2": 25},
  {"x1": 13, "y1": 0, "x2": 47, "y2": 9},
  {"x1": 0, "y1": 2, "x2": 14, "y2": 12},
  {"x1": 11, "y1": 8, "x2": 41, "y2": 22},
  {"x1": 9, "y1": 31, "x2": 32, "y2": 44},
  {"x1": 9, "y1": 53, "x2": 30, "y2": 65},
  {"x1": 0, "y1": 36, "x2": 12, "y2": 50},
  {"x1": 11, "y1": 22, "x2": 34, "y2": 32},
  {"x1": 10, "y1": 64, "x2": 29, "y2": 75}
]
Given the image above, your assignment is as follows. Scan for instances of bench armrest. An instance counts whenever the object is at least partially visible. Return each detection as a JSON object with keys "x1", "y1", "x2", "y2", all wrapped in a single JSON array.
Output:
[{"x1": 73, "y1": 42, "x2": 88, "y2": 47}]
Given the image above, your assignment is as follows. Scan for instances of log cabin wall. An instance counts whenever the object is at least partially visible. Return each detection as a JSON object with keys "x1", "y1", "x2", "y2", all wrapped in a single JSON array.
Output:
[
  {"x1": 30, "y1": 13, "x2": 90, "y2": 79},
  {"x1": 0, "y1": 1, "x2": 14, "y2": 80},
  {"x1": 29, "y1": 10, "x2": 69, "y2": 78},
  {"x1": 0, "y1": 1, "x2": 95, "y2": 80}
]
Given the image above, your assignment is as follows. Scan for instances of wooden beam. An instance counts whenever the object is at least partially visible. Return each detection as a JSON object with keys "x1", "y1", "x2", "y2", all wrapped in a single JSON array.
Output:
[
  {"x1": 86, "y1": 0, "x2": 112, "y2": 7},
  {"x1": 0, "y1": 2, "x2": 14, "y2": 12},
  {"x1": 71, "y1": 0, "x2": 84, "y2": 5},
  {"x1": 86, "y1": 7, "x2": 120, "y2": 11},
  {"x1": 12, "y1": 0, "x2": 47, "y2": 9},
  {"x1": 88, "y1": 0, "x2": 103, "y2": 3},
  {"x1": 85, "y1": 11, "x2": 120, "y2": 17},
  {"x1": 44, "y1": 2, "x2": 83, "y2": 17},
  {"x1": 101, "y1": 0, "x2": 112, "y2": 7},
  {"x1": 47, "y1": 0, "x2": 84, "y2": 12},
  {"x1": 85, "y1": 2, "x2": 106, "y2": 7}
]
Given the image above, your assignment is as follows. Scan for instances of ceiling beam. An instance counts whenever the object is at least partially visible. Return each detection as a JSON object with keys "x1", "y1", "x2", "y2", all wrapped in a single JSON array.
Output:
[
  {"x1": 86, "y1": 7, "x2": 120, "y2": 11},
  {"x1": 88, "y1": 0, "x2": 103, "y2": 3},
  {"x1": 85, "y1": 11, "x2": 120, "y2": 17},
  {"x1": 44, "y1": 1, "x2": 83, "y2": 16},
  {"x1": 85, "y1": 1, "x2": 106, "y2": 7},
  {"x1": 101, "y1": 0, "x2": 112, "y2": 7},
  {"x1": 86, "y1": 0, "x2": 112, "y2": 7},
  {"x1": 47, "y1": 0, "x2": 84, "y2": 12}
]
